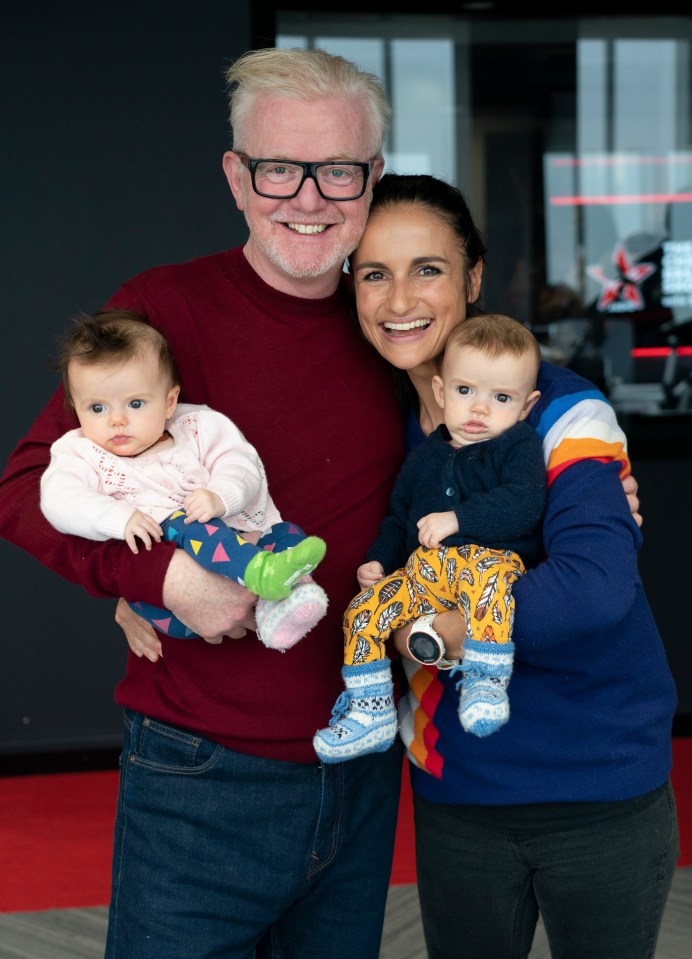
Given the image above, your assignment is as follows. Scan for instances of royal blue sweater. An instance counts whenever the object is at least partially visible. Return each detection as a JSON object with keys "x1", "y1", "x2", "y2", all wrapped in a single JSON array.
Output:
[{"x1": 399, "y1": 361, "x2": 677, "y2": 804}]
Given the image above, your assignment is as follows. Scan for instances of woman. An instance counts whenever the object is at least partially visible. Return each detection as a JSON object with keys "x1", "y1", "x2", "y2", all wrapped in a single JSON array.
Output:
[{"x1": 349, "y1": 173, "x2": 679, "y2": 959}]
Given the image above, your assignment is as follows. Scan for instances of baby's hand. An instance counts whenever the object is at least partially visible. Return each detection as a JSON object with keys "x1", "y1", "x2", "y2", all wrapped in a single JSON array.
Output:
[
  {"x1": 125, "y1": 510, "x2": 163, "y2": 554},
  {"x1": 183, "y1": 488, "x2": 225, "y2": 524},
  {"x1": 417, "y1": 511, "x2": 459, "y2": 549},
  {"x1": 357, "y1": 560, "x2": 385, "y2": 590}
]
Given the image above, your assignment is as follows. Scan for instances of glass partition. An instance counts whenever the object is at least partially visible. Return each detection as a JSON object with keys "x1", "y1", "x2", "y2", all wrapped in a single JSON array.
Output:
[{"x1": 277, "y1": 13, "x2": 692, "y2": 421}]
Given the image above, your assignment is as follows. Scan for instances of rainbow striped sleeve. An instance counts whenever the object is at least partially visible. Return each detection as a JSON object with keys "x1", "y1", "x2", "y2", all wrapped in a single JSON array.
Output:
[{"x1": 532, "y1": 388, "x2": 631, "y2": 485}]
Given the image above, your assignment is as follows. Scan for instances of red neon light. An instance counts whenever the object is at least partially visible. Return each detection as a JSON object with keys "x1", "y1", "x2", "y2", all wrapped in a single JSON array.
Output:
[
  {"x1": 632, "y1": 347, "x2": 671, "y2": 358},
  {"x1": 631, "y1": 347, "x2": 692, "y2": 358}
]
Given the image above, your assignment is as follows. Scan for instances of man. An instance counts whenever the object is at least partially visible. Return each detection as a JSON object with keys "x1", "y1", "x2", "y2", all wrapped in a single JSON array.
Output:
[{"x1": 0, "y1": 48, "x2": 404, "y2": 959}]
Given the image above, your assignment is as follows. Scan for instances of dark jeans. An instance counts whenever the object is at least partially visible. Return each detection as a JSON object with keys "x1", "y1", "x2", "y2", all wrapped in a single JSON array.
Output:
[
  {"x1": 105, "y1": 709, "x2": 402, "y2": 959},
  {"x1": 414, "y1": 781, "x2": 679, "y2": 959}
]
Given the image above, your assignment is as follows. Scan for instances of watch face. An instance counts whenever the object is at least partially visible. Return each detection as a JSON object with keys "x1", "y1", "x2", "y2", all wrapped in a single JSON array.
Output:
[{"x1": 408, "y1": 629, "x2": 442, "y2": 665}]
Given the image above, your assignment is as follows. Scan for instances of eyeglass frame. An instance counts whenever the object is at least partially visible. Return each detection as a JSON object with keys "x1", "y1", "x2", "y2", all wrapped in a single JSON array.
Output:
[{"x1": 234, "y1": 152, "x2": 373, "y2": 201}]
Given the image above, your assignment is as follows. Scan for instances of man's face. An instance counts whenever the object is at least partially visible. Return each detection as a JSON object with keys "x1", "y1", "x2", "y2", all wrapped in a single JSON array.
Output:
[{"x1": 223, "y1": 95, "x2": 382, "y2": 297}]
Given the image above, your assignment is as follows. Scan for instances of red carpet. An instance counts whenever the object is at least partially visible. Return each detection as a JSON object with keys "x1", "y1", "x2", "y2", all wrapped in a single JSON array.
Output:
[{"x1": 1, "y1": 740, "x2": 690, "y2": 913}]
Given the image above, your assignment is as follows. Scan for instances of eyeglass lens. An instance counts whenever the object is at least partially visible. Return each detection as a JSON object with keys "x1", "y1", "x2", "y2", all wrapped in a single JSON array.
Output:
[{"x1": 253, "y1": 161, "x2": 366, "y2": 199}]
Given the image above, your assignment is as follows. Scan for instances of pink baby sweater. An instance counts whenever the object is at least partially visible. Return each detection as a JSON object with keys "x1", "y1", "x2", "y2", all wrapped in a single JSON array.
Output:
[{"x1": 40, "y1": 403, "x2": 282, "y2": 541}]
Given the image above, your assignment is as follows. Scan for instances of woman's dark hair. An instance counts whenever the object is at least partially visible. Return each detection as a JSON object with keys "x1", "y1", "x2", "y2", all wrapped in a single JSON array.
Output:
[
  {"x1": 367, "y1": 173, "x2": 487, "y2": 273},
  {"x1": 358, "y1": 172, "x2": 488, "y2": 412}
]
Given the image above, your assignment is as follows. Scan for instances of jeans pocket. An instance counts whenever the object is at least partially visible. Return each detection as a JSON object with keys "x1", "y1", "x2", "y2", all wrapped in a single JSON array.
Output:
[{"x1": 126, "y1": 710, "x2": 224, "y2": 775}]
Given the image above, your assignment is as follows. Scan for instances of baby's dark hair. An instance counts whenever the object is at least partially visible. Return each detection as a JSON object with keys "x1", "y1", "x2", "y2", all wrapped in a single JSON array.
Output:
[{"x1": 55, "y1": 308, "x2": 179, "y2": 407}]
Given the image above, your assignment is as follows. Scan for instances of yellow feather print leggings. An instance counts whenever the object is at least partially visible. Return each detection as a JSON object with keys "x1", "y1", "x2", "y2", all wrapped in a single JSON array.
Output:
[{"x1": 344, "y1": 544, "x2": 525, "y2": 666}]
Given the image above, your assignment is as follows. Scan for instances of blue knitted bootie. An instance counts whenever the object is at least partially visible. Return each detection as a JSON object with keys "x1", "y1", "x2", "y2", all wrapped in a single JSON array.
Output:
[
  {"x1": 313, "y1": 659, "x2": 398, "y2": 763},
  {"x1": 454, "y1": 640, "x2": 515, "y2": 737}
]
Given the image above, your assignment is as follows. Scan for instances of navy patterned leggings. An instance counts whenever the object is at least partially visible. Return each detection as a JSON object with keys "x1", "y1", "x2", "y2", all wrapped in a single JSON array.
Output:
[{"x1": 128, "y1": 512, "x2": 307, "y2": 638}]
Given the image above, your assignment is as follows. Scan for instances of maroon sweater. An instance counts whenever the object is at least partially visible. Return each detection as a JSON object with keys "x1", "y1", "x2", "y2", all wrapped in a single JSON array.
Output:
[{"x1": 0, "y1": 247, "x2": 404, "y2": 762}]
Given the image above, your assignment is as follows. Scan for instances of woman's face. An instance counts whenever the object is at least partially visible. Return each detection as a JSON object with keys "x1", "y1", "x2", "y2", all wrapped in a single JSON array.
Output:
[{"x1": 351, "y1": 203, "x2": 483, "y2": 371}]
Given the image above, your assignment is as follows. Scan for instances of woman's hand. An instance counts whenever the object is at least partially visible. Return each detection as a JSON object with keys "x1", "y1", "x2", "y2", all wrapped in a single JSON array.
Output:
[
  {"x1": 392, "y1": 610, "x2": 466, "y2": 663},
  {"x1": 623, "y1": 473, "x2": 641, "y2": 527}
]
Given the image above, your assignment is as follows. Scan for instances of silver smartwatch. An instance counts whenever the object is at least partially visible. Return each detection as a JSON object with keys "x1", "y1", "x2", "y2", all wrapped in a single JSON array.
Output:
[{"x1": 406, "y1": 613, "x2": 460, "y2": 670}]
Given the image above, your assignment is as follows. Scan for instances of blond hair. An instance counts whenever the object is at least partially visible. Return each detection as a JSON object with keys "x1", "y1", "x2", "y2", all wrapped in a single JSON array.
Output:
[
  {"x1": 225, "y1": 47, "x2": 391, "y2": 158},
  {"x1": 445, "y1": 313, "x2": 542, "y2": 380}
]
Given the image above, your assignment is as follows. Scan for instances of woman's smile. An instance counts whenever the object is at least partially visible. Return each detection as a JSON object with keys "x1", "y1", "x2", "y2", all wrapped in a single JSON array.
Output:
[{"x1": 352, "y1": 203, "x2": 480, "y2": 370}]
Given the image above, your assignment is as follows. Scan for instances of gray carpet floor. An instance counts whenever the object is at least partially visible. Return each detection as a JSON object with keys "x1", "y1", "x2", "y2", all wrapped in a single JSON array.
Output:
[{"x1": 0, "y1": 868, "x2": 689, "y2": 959}]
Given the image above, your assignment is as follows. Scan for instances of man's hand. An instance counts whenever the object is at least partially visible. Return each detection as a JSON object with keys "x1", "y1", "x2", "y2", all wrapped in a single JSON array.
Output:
[
  {"x1": 162, "y1": 550, "x2": 256, "y2": 639},
  {"x1": 116, "y1": 598, "x2": 164, "y2": 662},
  {"x1": 417, "y1": 510, "x2": 458, "y2": 549},
  {"x1": 115, "y1": 548, "x2": 258, "y2": 660}
]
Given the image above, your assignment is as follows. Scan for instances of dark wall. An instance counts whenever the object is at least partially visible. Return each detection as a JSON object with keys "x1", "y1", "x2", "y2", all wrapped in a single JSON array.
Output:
[{"x1": 1, "y1": 3, "x2": 255, "y2": 756}]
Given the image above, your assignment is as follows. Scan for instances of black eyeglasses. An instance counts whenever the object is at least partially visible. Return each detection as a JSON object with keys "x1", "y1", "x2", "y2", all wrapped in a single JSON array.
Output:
[{"x1": 235, "y1": 153, "x2": 371, "y2": 201}]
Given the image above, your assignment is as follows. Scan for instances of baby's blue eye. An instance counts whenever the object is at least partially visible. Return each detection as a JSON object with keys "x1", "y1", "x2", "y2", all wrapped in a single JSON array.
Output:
[
  {"x1": 90, "y1": 403, "x2": 105, "y2": 414},
  {"x1": 129, "y1": 399, "x2": 144, "y2": 410}
]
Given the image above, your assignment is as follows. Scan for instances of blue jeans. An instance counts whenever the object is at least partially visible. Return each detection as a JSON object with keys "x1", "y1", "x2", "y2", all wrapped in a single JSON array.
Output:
[
  {"x1": 105, "y1": 709, "x2": 403, "y2": 959},
  {"x1": 414, "y1": 781, "x2": 679, "y2": 959}
]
